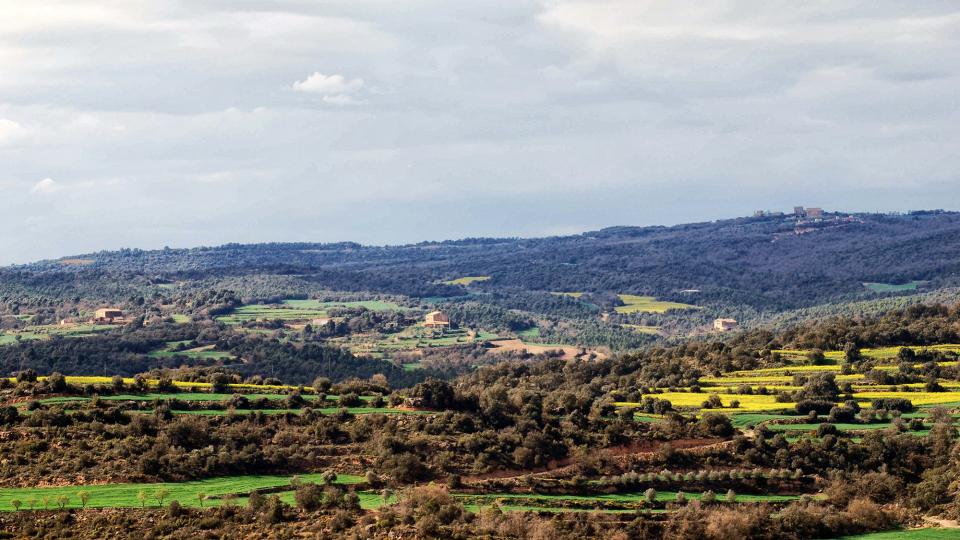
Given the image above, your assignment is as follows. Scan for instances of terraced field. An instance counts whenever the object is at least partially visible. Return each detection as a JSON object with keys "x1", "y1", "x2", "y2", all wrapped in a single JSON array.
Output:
[
  {"x1": 862, "y1": 281, "x2": 926, "y2": 293},
  {"x1": 614, "y1": 295, "x2": 698, "y2": 314},
  {"x1": 147, "y1": 341, "x2": 234, "y2": 360},
  {"x1": 163, "y1": 407, "x2": 431, "y2": 416},
  {"x1": 0, "y1": 473, "x2": 363, "y2": 511},
  {"x1": 35, "y1": 393, "x2": 329, "y2": 404},
  {"x1": 342, "y1": 327, "x2": 499, "y2": 356},
  {"x1": 0, "y1": 323, "x2": 116, "y2": 345},
  {"x1": 842, "y1": 529, "x2": 960, "y2": 539},
  {"x1": 216, "y1": 299, "x2": 404, "y2": 324},
  {"x1": 443, "y1": 276, "x2": 491, "y2": 286},
  {"x1": 771, "y1": 345, "x2": 960, "y2": 364},
  {"x1": 456, "y1": 490, "x2": 810, "y2": 514},
  {"x1": 9, "y1": 376, "x2": 311, "y2": 393},
  {"x1": 617, "y1": 393, "x2": 793, "y2": 412},
  {"x1": 618, "y1": 343, "x2": 960, "y2": 416},
  {"x1": 550, "y1": 292, "x2": 584, "y2": 298}
]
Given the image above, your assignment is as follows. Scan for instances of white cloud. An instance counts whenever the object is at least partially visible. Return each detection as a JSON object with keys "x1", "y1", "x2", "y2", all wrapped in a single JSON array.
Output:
[
  {"x1": 32, "y1": 177, "x2": 61, "y2": 194},
  {"x1": 322, "y1": 94, "x2": 363, "y2": 106},
  {"x1": 292, "y1": 72, "x2": 365, "y2": 105},
  {"x1": 0, "y1": 118, "x2": 27, "y2": 147},
  {"x1": 0, "y1": 1, "x2": 959, "y2": 263}
]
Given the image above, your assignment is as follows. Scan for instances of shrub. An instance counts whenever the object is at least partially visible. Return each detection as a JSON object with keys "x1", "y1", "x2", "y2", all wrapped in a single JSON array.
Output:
[
  {"x1": 796, "y1": 400, "x2": 835, "y2": 415},
  {"x1": 294, "y1": 483, "x2": 324, "y2": 512},
  {"x1": 870, "y1": 398, "x2": 914, "y2": 412}
]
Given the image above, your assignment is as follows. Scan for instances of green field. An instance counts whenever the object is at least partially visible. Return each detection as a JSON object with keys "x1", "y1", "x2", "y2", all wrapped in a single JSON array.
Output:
[
  {"x1": 216, "y1": 299, "x2": 404, "y2": 324},
  {"x1": 622, "y1": 324, "x2": 661, "y2": 335},
  {"x1": 863, "y1": 281, "x2": 926, "y2": 293},
  {"x1": 147, "y1": 342, "x2": 234, "y2": 360},
  {"x1": 1, "y1": 323, "x2": 115, "y2": 345},
  {"x1": 231, "y1": 489, "x2": 395, "y2": 511},
  {"x1": 464, "y1": 504, "x2": 665, "y2": 514},
  {"x1": 551, "y1": 291, "x2": 584, "y2": 298},
  {"x1": 766, "y1": 421, "x2": 928, "y2": 433},
  {"x1": 516, "y1": 327, "x2": 541, "y2": 340},
  {"x1": 0, "y1": 473, "x2": 363, "y2": 511},
  {"x1": 443, "y1": 276, "x2": 491, "y2": 286},
  {"x1": 166, "y1": 407, "x2": 432, "y2": 416},
  {"x1": 345, "y1": 327, "x2": 499, "y2": 355},
  {"x1": 458, "y1": 490, "x2": 806, "y2": 508},
  {"x1": 840, "y1": 529, "x2": 960, "y2": 539},
  {"x1": 730, "y1": 413, "x2": 795, "y2": 427},
  {"x1": 615, "y1": 295, "x2": 698, "y2": 314},
  {"x1": 37, "y1": 393, "x2": 326, "y2": 405}
]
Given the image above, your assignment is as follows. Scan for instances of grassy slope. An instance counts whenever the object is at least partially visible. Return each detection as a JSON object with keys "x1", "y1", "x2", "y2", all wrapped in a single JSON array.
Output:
[
  {"x1": 615, "y1": 295, "x2": 698, "y2": 314},
  {"x1": 840, "y1": 530, "x2": 960, "y2": 539},
  {"x1": 0, "y1": 474, "x2": 363, "y2": 511}
]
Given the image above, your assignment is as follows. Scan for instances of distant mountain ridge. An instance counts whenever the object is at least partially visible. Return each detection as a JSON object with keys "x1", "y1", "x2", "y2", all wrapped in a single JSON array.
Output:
[{"x1": 5, "y1": 210, "x2": 960, "y2": 314}]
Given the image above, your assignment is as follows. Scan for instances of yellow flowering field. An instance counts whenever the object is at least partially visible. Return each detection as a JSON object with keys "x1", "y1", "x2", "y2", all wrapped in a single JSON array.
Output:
[
  {"x1": 616, "y1": 392, "x2": 793, "y2": 412},
  {"x1": 7, "y1": 376, "x2": 307, "y2": 393}
]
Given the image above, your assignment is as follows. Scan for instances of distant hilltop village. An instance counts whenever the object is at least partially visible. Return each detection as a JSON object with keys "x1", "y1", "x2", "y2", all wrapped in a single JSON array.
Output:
[
  {"x1": 751, "y1": 206, "x2": 865, "y2": 238},
  {"x1": 752, "y1": 206, "x2": 823, "y2": 219}
]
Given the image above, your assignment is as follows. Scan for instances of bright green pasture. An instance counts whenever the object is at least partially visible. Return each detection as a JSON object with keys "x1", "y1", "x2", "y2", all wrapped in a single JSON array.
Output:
[
  {"x1": 216, "y1": 299, "x2": 403, "y2": 324},
  {"x1": 147, "y1": 342, "x2": 234, "y2": 360},
  {"x1": 840, "y1": 529, "x2": 960, "y2": 539},
  {"x1": 0, "y1": 324, "x2": 115, "y2": 345},
  {"x1": 622, "y1": 324, "x2": 661, "y2": 335},
  {"x1": 346, "y1": 327, "x2": 499, "y2": 355},
  {"x1": 459, "y1": 491, "x2": 805, "y2": 507},
  {"x1": 37, "y1": 393, "x2": 325, "y2": 404},
  {"x1": 766, "y1": 422, "x2": 928, "y2": 433},
  {"x1": 771, "y1": 345, "x2": 960, "y2": 364},
  {"x1": 230, "y1": 489, "x2": 396, "y2": 510},
  {"x1": 862, "y1": 281, "x2": 926, "y2": 293},
  {"x1": 615, "y1": 295, "x2": 698, "y2": 314},
  {"x1": 0, "y1": 473, "x2": 363, "y2": 511},
  {"x1": 443, "y1": 276, "x2": 491, "y2": 286},
  {"x1": 516, "y1": 327, "x2": 541, "y2": 339},
  {"x1": 168, "y1": 407, "x2": 431, "y2": 416},
  {"x1": 730, "y1": 413, "x2": 795, "y2": 427}
]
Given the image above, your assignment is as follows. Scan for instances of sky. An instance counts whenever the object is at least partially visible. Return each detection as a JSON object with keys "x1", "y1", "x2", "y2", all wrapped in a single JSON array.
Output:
[{"x1": 1, "y1": 1, "x2": 959, "y2": 264}]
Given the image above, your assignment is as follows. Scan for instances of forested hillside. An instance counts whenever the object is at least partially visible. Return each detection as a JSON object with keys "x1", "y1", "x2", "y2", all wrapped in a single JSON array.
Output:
[{"x1": 4, "y1": 211, "x2": 959, "y2": 315}]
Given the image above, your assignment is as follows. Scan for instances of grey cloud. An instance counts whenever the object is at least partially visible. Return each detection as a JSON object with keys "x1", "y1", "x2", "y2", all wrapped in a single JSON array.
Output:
[{"x1": 0, "y1": 0, "x2": 959, "y2": 263}]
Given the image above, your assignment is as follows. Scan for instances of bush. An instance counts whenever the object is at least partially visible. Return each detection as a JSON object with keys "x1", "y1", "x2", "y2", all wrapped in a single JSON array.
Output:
[
  {"x1": 294, "y1": 483, "x2": 324, "y2": 512},
  {"x1": 796, "y1": 400, "x2": 835, "y2": 415},
  {"x1": 870, "y1": 398, "x2": 914, "y2": 412},
  {"x1": 817, "y1": 423, "x2": 838, "y2": 437}
]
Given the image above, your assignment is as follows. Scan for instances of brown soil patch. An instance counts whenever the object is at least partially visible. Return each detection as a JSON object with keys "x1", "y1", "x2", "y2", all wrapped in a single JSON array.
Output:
[
  {"x1": 464, "y1": 438, "x2": 727, "y2": 483},
  {"x1": 487, "y1": 339, "x2": 605, "y2": 360}
]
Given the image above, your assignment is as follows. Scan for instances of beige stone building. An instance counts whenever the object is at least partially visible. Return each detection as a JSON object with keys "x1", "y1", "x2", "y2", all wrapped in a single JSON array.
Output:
[
  {"x1": 713, "y1": 318, "x2": 739, "y2": 331},
  {"x1": 93, "y1": 308, "x2": 125, "y2": 324},
  {"x1": 424, "y1": 311, "x2": 450, "y2": 328}
]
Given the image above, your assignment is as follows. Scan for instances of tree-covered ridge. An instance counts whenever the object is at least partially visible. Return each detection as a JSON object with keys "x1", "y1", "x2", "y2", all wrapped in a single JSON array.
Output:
[{"x1": 4, "y1": 211, "x2": 960, "y2": 314}]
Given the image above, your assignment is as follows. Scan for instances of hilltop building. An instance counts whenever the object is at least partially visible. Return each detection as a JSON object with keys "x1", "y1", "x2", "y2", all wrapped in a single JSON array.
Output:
[
  {"x1": 794, "y1": 206, "x2": 825, "y2": 219},
  {"x1": 424, "y1": 311, "x2": 450, "y2": 328},
  {"x1": 93, "y1": 308, "x2": 125, "y2": 324},
  {"x1": 713, "y1": 318, "x2": 739, "y2": 331}
]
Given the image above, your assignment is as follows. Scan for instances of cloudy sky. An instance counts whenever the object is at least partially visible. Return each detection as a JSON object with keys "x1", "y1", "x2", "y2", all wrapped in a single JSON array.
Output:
[{"x1": 1, "y1": 1, "x2": 959, "y2": 263}]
